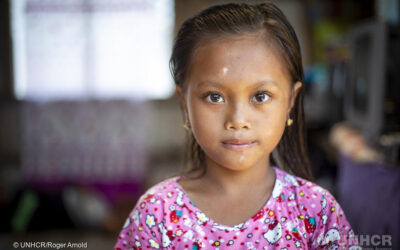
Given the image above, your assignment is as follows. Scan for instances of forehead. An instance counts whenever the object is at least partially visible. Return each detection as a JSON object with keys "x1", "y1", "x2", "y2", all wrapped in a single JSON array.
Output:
[{"x1": 186, "y1": 36, "x2": 291, "y2": 90}]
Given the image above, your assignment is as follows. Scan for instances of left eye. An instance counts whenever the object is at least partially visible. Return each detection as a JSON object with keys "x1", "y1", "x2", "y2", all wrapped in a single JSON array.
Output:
[
  {"x1": 252, "y1": 92, "x2": 270, "y2": 103},
  {"x1": 206, "y1": 93, "x2": 224, "y2": 103}
]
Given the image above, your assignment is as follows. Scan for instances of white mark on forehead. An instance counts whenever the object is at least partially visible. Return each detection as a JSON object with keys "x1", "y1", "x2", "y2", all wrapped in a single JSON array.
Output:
[{"x1": 220, "y1": 67, "x2": 229, "y2": 77}]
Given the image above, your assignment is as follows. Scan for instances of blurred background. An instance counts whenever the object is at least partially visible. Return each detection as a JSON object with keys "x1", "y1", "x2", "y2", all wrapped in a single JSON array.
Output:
[{"x1": 0, "y1": 0, "x2": 399, "y2": 249}]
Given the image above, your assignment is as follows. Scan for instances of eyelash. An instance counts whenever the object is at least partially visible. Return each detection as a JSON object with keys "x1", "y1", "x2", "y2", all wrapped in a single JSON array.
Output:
[{"x1": 203, "y1": 91, "x2": 271, "y2": 104}]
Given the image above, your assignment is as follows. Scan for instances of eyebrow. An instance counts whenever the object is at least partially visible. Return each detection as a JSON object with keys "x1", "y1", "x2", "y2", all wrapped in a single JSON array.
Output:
[{"x1": 196, "y1": 79, "x2": 280, "y2": 90}]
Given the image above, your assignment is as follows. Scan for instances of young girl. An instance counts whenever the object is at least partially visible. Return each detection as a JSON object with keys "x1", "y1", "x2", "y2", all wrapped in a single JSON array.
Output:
[{"x1": 115, "y1": 2, "x2": 360, "y2": 249}]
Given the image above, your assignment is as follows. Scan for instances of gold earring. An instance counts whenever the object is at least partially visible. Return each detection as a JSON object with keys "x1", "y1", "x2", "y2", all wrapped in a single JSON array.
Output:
[
  {"x1": 183, "y1": 120, "x2": 191, "y2": 131},
  {"x1": 287, "y1": 118, "x2": 293, "y2": 126}
]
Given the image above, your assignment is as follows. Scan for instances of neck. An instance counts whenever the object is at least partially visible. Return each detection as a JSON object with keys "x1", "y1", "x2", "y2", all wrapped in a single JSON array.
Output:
[{"x1": 202, "y1": 155, "x2": 275, "y2": 196}]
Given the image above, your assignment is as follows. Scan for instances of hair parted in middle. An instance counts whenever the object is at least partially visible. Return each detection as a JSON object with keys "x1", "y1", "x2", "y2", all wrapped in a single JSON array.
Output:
[{"x1": 170, "y1": 2, "x2": 313, "y2": 181}]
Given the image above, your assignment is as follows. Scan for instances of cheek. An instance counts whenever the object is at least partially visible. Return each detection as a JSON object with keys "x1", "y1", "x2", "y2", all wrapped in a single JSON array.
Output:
[
  {"x1": 256, "y1": 105, "x2": 288, "y2": 145},
  {"x1": 187, "y1": 98, "x2": 220, "y2": 144},
  {"x1": 261, "y1": 121, "x2": 286, "y2": 145}
]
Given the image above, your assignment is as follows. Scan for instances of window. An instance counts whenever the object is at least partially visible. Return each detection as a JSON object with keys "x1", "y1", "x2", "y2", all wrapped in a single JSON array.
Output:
[{"x1": 11, "y1": 0, "x2": 175, "y2": 100}]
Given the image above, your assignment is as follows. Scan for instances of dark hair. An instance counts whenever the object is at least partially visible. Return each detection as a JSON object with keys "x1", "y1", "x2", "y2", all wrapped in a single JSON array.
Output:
[{"x1": 170, "y1": 2, "x2": 313, "y2": 181}]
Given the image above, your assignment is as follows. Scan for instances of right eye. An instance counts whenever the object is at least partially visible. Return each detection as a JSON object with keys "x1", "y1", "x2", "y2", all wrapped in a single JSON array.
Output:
[{"x1": 205, "y1": 93, "x2": 224, "y2": 103}]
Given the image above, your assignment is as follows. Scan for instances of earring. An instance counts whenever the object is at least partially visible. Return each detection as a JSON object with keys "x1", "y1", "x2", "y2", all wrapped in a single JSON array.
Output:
[
  {"x1": 183, "y1": 120, "x2": 191, "y2": 131},
  {"x1": 287, "y1": 118, "x2": 293, "y2": 127}
]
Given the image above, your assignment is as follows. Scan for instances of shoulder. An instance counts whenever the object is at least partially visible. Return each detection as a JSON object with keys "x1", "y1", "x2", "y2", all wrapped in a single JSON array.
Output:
[
  {"x1": 275, "y1": 167, "x2": 347, "y2": 223},
  {"x1": 115, "y1": 176, "x2": 186, "y2": 249},
  {"x1": 275, "y1": 167, "x2": 340, "y2": 209},
  {"x1": 143, "y1": 176, "x2": 182, "y2": 197},
  {"x1": 274, "y1": 167, "x2": 359, "y2": 248},
  {"x1": 135, "y1": 176, "x2": 185, "y2": 213}
]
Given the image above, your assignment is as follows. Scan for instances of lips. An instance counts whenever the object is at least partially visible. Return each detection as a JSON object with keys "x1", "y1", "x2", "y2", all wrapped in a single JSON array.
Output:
[{"x1": 221, "y1": 138, "x2": 257, "y2": 151}]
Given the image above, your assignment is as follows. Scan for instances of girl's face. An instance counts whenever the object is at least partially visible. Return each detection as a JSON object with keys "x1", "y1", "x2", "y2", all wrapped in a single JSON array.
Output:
[{"x1": 177, "y1": 36, "x2": 301, "y2": 172}]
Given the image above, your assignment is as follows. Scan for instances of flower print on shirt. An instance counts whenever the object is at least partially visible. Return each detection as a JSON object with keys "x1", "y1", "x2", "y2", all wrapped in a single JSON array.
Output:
[
  {"x1": 134, "y1": 240, "x2": 141, "y2": 247},
  {"x1": 148, "y1": 239, "x2": 160, "y2": 249},
  {"x1": 195, "y1": 211, "x2": 209, "y2": 225},
  {"x1": 145, "y1": 214, "x2": 156, "y2": 229},
  {"x1": 183, "y1": 229, "x2": 194, "y2": 241},
  {"x1": 114, "y1": 167, "x2": 359, "y2": 249}
]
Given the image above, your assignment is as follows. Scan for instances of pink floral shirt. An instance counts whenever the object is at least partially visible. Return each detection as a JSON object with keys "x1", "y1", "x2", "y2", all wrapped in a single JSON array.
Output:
[{"x1": 115, "y1": 167, "x2": 360, "y2": 249}]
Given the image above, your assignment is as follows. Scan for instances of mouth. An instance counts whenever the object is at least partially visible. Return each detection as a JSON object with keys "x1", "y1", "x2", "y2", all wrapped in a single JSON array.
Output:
[{"x1": 221, "y1": 139, "x2": 258, "y2": 151}]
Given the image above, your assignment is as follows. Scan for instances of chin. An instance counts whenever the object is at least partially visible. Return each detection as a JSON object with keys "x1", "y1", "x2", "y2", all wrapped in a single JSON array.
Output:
[
  {"x1": 213, "y1": 158, "x2": 256, "y2": 171},
  {"x1": 204, "y1": 147, "x2": 265, "y2": 171}
]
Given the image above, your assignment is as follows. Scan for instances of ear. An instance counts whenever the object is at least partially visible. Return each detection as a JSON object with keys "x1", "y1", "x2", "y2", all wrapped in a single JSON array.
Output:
[{"x1": 288, "y1": 81, "x2": 302, "y2": 111}]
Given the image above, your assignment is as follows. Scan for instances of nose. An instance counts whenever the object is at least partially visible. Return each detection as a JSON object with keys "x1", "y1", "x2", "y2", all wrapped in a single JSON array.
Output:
[{"x1": 224, "y1": 101, "x2": 251, "y2": 130}]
